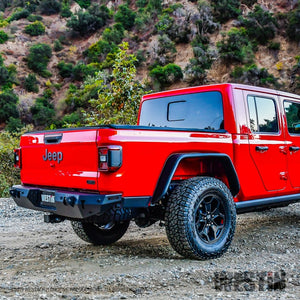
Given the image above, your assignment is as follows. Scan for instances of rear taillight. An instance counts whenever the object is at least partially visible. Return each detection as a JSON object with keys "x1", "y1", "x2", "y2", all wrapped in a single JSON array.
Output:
[
  {"x1": 98, "y1": 146, "x2": 122, "y2": 171},
  {"x1": 14, "y1": 148, "x2": 21, "y2": 168}
]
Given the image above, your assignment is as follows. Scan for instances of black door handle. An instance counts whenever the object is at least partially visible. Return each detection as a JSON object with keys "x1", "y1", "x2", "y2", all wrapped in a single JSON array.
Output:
[
  {"x1": 289, "y1": 146, "x2": 300, "y2": 152},
  {"x1": 256, "y1": 146, "x2": 269, "y2": 152}
]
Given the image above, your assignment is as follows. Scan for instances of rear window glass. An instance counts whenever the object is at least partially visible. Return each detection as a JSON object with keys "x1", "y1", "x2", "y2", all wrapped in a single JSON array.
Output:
[{"x1": 139, "y1": 91, "x2": 224, "y2": 130}]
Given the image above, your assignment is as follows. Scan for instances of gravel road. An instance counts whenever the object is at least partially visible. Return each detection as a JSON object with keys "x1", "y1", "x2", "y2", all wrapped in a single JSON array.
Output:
[{"x1": 0, "y1": 198, "x2": 299, "y2": 299}]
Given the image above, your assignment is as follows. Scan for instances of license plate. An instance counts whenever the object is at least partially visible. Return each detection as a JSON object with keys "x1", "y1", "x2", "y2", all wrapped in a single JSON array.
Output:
[{"x1": 41, "y1": 192, "x2": 55, "y2": 203}]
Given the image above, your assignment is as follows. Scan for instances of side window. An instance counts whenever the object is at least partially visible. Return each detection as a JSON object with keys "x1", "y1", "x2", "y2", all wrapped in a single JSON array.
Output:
[
  {"x1": 284, "y1": 101, "x2": 300, "y2": 134},
  {"x1": 247, "y1": 95, "x2": 278, "y2": 133}
]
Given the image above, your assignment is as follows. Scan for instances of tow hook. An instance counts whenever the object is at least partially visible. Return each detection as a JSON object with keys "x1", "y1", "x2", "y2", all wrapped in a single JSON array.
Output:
[{"x1": 44, "y1": 214, "x2": 66, "y2": 223}]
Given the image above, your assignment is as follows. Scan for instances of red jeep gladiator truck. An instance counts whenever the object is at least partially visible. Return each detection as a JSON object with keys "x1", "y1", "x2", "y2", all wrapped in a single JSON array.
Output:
[{"x1": 10, "y1": 83, "x2": 300, "y2": 260}]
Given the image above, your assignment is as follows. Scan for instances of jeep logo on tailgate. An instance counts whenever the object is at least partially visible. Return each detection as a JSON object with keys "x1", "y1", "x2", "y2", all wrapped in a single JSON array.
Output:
[{"x1": 43, "y1": 149, "x2": 63, "y2": 163}]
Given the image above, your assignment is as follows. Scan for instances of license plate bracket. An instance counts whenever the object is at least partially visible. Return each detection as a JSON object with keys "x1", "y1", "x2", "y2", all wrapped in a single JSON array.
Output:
[{"x1": 41, "y1": 191, "x2": 55, "y2": 204}]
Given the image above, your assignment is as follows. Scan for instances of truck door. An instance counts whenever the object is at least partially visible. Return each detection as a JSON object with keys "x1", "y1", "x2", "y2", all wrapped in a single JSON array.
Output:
[
  {"x1": 283, "y1": 99, "x2": 300, "y2": 188},
  {"x1": 245, "y1": 92, "x2": 287, "y2": 191}
]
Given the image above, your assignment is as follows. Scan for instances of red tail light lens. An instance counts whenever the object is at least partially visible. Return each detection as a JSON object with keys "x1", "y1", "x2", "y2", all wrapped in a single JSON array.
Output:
[
  {"x1": 14, "y1": 148, "x2": 21, "y2": 168},
  {"x1": 98, "y1": 146, "x2": 122, "y2": 171}
]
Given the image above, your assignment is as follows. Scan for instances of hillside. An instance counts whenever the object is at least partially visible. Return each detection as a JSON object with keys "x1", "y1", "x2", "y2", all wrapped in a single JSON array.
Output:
[{"x1": 0, "y1": 0, "x2": 299, "y2": 131}]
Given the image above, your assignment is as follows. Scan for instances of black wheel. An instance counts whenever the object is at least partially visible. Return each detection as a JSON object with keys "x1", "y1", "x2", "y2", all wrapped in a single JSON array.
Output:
[
  {"x1": 71, "y1": 220, "x2": 130, "y2": 245},
  {"x1": 165, "y1": 177, "x2": 236, "y2": 260}
]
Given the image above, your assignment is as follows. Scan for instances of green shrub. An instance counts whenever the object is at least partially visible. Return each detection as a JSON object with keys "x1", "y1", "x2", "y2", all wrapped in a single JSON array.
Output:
[
  {"x1": 239, "y1": 5, "x2": 277, "y2": 45},
  {"x1": 27, "y1": 14, "x2": 43, "y2": 22},
  {"x1": 102, "y1": 23, "x2": 124, "y2": 45},
  {"x1": 0, "y1": 60, "x2": 18, "y2": 90},
  {"x1": 268, "y1": 41, "x2": 280, "y2": 51},
  {"x1": 185, "y1": 38, "x2": 214, "y2": 85},
  {"x1": 241, "y1": 0, "x2": 257, "y2": 6},
  {"x1": 0, "y1": 129, "x2": 25, "y2": 197},
  {"x1": 197, "y1": 0, "x2": 219, "y2": 35},
  {"x1": 27, "y1": 43, "x2": 52, "y2": 76},
  {"x1": 75, "y1": 0, "x2": 91, "y2": 9},
  {"x1": 83, "y1": 42, "x2": 148, "y2": 125},
  {"x1": 114, "y1": 4, "x2": 136, "y2": 30},
  {"x1": 286, "y1": 5, "x2": 300, "y2": 43},
  {"x1": 39, "y1": 0, "x2": 61, "y2": 15},
  {"x1": 67, "y1": 6, "x2": 109, "y2": 36},
  {"x1": 231, "y1": 64, "x2": 279, "y2": 87},
  {"x1": 5, "y1": 117, "x2": 23, "y2": 133},
  {"x1": 31, "y1": 94, "x2": 55, "y2": 126},
  {"x1": 84, "y1": 39, "x2": 116, "y2": 63},
  {"x1": 24, "y1": 21, "x2": 45, "y2": 36},
  {"x1": 0, "y1": 90, "x2": 19, "y2": 123},
  {"x1": 0, "y1": 30, "x2": 8, "y2": 43},
  {"x1": 147, "y1": 0, "x2": 162, "y2": 12},
  {"x1": 24, "y1": 74, "x2": 39, "y2": 93},
  {"x1": 61, "y1": 2, "x2": 72, "y2": 18},
  {"x1": 150, "y1": 63, "x2": 183, "y2": 89},
  {"x1": 212, "y1": 0, "x2": 241, "y2": 24},
  {"x1": 217, "y1": 27, "x2": 254, "y2": 64},
  {"x1": 9, "y1": 8, "x2": 30, "y2": 21},
  {"x1": 0, "y1": 0, "x2": 11, "y2": 12},
  {"x1": 57, "y1": 61, "x2": 74, "y2": 78},
  {"x1": 53, "y1": 39, "x2": 63, "y2": 51}
]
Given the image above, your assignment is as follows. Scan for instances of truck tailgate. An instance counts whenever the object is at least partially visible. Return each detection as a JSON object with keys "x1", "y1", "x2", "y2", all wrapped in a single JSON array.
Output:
[{"x1": 20, "y1": 129, "x2": 99, "y2": 191}]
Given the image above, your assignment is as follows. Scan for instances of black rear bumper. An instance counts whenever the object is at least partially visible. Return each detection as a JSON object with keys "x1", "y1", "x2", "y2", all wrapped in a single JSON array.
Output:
[{"x1": 10, "y1": 185, "x2": 123, "y2": 219}]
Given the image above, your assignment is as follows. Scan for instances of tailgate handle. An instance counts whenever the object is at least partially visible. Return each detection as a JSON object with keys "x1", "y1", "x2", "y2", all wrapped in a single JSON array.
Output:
[{"x1": 44, "y1": 134, "x2": 63, "y2": 144}]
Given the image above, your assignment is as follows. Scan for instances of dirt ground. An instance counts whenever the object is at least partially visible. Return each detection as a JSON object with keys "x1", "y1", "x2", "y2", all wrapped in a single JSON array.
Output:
[{"x1": 0, "y1": 198, "x2": 299, "y2": 299}]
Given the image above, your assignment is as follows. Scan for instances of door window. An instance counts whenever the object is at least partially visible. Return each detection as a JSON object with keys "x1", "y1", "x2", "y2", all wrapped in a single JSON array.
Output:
[
  {"x1": 284, "y1": 101, "x2": 300, "y2": 134},
  {"x1": 247, "y1": 96, "x2": 278, "y2": 133}
]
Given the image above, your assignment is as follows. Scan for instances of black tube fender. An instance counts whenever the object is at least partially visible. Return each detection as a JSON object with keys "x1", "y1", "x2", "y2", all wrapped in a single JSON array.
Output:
[{"x1": 151, "y1": 153, "x2": 240, "y2": 204}]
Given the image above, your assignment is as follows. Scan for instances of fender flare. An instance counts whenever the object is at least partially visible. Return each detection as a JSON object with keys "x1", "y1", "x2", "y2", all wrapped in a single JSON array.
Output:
[{"x1": 151, "y1": 153, "x2": 240, "y2": 204}]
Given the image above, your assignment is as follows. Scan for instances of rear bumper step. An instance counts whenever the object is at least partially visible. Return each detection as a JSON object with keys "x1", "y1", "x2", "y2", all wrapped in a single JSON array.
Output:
[{"x1": 10, "y1": 185, "x2": 123, "y2": 219}]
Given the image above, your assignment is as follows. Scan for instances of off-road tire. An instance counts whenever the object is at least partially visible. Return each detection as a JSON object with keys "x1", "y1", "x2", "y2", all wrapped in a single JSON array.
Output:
[
  {"x1": 165, "y1": 177, "x2": 236, "y2": 260},
  {"x1": 71, "y1": 220, "x2": 130, "y2": 245}
]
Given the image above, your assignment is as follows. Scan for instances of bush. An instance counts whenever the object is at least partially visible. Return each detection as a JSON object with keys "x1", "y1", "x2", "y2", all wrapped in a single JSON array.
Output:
[
  {"x1": 57, "y1": 61, "x2": 74, "y2": 78},
  {"x1": 24, "y1": 74, "x2": 39, "y2": 92},
  {"x1": 9, "y1": 8, "x2": 30, "y2": 21},
  {"x1": 53, "y1": 39, "x2": 63, "y2": 51},
  {"x1": 241, "y1": 0, "x2": 257, "y2": 6},
  {"x1": 185, "y1": 38, "x2": 214, "y2": 85},
  {"x1": 286, "y1": 5, "x2": 300, "y2": 43},
  {"x1": 67, "y1": 7, "x2": 109, "y2": 36},
  {"x1": 239, "y1": 5, "x2": 277, "y2": 45},
  {"x1": 212, "y1": 0, "x2": 241, "y2": 24},
  {"x1": 5, "y1": 117, "x2": 23, "y2": 133},
  {"x1": 150, "y1": 63, "x2": 183, "y2": 89},
  {"x1": 39, "y1": 0, "x2": 61, "y2": 15},
  {"x1": 27, "y1": 43, "x2": 52, "y2": 76},
  {"x1": 0, "y1": 90, "x2": 19, "y2": 123},
  {"x1": 217, "y1": 27, "x2": 254, "y2": 64},
  {"x1": 31, "y1": 93, "x2": 55, "y2": 126},
  {"x1": 0, "y1": 30, "x2": 8, "y2": 43},
  {"x1": 75, "y1": 0, "x2": 91, "y2": 9},
  {"x1": 61, "y1": 2, "x2": 72, "y2": 18},
  {"x1": 0, "y1": 60, "x2": 18, "y2": 90},
  {"x1": 102, "y1": 23, "x2": 124, "y2": 45},
  {"x1": 268, "y1": 41, "x2": 280, "y2": 51},
  {"x1": 0, "y1": 130, "x2": 24, "y2": 197},
  {"x1": 197, "y1": 0, "x2": 219, "y2": 35},
  {"x1": 231, "y1": 64, "x2": 279, "y2": 87},
  {"x1": 24, "y1": 21, "x2": 45, "y2": 36},
  {"x1": 84, "y1": 39, "x2": 116, "y2": 63},
  {"x1": 0, "y1": 0, "x2": 11, "y2": 12},
  {"x1": 83, "y1": 42, "x2": 148, "y2": 125},
  {"x1": 27, "y1": 14, "x2": 43, "y2": 22},
  {"x1": 114, "y1": 4, "x2": 136, "y2": 30}
]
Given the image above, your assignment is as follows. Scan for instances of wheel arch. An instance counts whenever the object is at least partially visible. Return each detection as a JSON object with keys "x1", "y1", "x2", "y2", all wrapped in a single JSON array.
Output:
[{"x1": 151, "y1": 153, "x2": 240, "y2": 204}]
